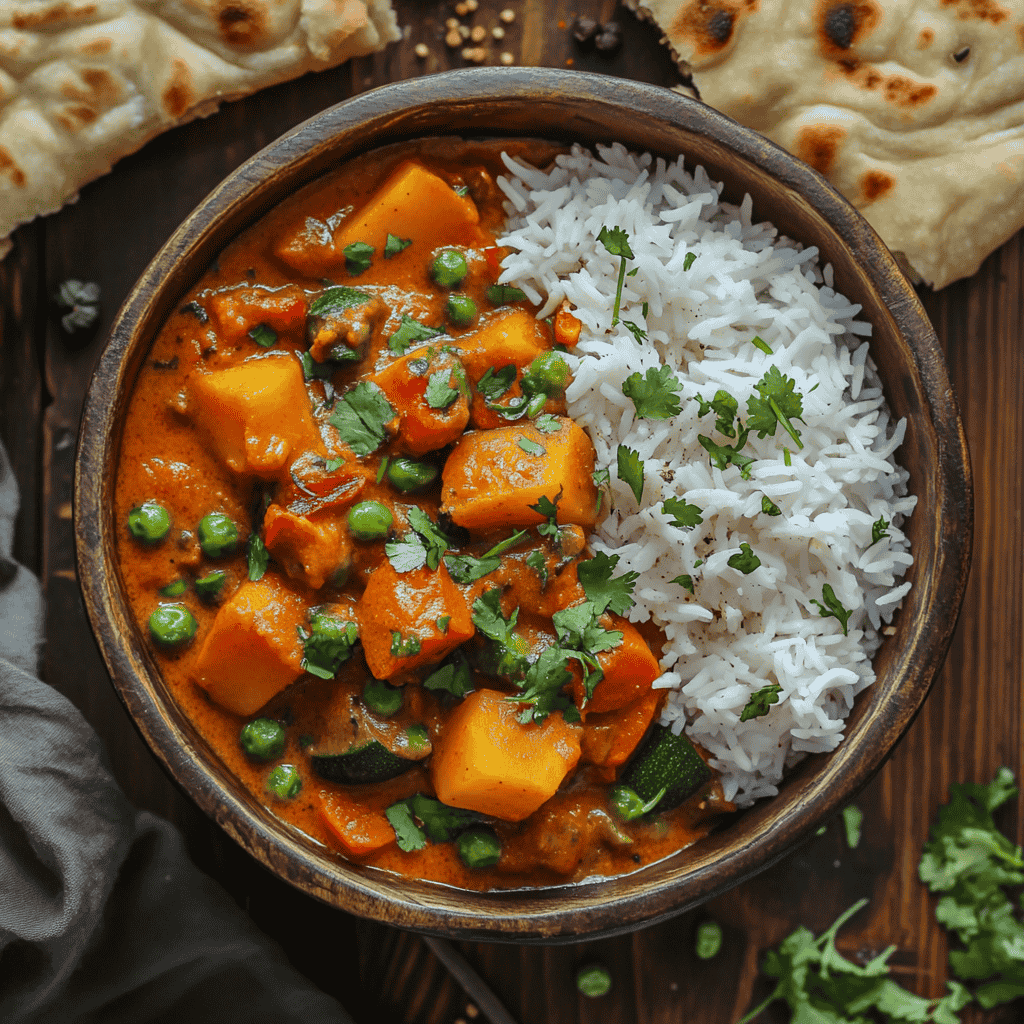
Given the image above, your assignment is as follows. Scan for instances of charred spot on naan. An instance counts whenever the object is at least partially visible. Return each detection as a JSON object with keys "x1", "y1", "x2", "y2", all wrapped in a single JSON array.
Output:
[
  {"x1": 0, "y1": 149, "x2": 26, "y2": 188},
  {"x1": 216, "y1": 3, "x2": 270, "y2": 48},
  {"x1": 860, "y1": 170, "x2": 895, "y2": 204},
  {"x1": 795, "y1": 125, "x2": 846, "y2": 176},
  {"x1": 669, "y1": 0, "x2": 759, "y2": 58},
  {"x1": 162, "y1": 60, "x2": 196, "y2": 120},
  {"x1": 12, "y1": 2, "x2": 98, "y2": 31},
  {"x1": 942, "y1": 0, "x2": 1011, "y2": 26}
]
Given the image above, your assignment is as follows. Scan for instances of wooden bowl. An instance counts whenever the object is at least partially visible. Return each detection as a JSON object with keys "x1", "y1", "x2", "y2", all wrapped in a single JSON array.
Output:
[{"x1": 75, "y1": 67, "x2": 972, "y2": 942}]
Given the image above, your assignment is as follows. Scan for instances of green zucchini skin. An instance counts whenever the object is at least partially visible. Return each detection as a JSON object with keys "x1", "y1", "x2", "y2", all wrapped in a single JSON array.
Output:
[
  {"x1": 620, "y1": 724, "x2": 713, "y2": 811},
  {"x1": 311, "y1": 741, "x2": 415, "y2": 784}
]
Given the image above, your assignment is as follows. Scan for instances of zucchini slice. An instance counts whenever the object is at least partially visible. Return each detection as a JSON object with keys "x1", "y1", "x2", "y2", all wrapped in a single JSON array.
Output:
[
  {"x1": 311, "y1": 741, "x2": 416, "y2": 784},
  {"x1": 620, "y1": 724, "x2": 713, "y2": 812}
]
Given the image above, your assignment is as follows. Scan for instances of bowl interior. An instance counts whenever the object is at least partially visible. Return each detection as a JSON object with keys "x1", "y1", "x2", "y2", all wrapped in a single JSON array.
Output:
[{"x1": 75, "y1": 68, "x2": 971, "y2": 942}]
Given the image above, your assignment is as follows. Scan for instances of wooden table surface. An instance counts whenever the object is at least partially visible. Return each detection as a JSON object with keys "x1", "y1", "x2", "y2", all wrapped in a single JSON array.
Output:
[{"x1": 3, "y1": 3, "x2": 1022, "y2": 1022}]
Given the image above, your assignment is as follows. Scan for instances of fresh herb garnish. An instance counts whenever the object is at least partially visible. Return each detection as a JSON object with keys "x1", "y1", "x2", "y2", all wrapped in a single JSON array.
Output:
[
  {"x1": 248, "y1": 323, "x2": 277, "y2": 348},
  {"x1": 329, "y1": 382, "x2": 395, "y2": 456},
  {"x1": 300, "y1": 613, "x2": 359, "y2": 679},
  {"x1": 663, "y1": 496, "x2": 704, "y2": 529},
  {"x1": 747, "y1": 365, "x2": 806, "y2": 449},
  {"x1": 728, "y1": 543, "x2": 761, "y2": 575},
  {"x1": 423, "y1": 652, "x2": 473, "y2": 698},
  {"x1": 622, "y1": 365, "x2": 683, "y2": 420},
  {"x1": 444, "y1": 528, "x2": 529, "y2": 584},
  {"x1": 682, "y1": 252, "x2": 696, "y2": 271},
  {"x1": 509, "y1": 646, "x2": 577, "y2": 724},
  {"x1": 424, "y1": 368, "x2": 460, "y2": 409},
  {"x1": 811, "y1": 583, "x2": 853, "y2": 635},
  {"x1": 436, "y1": 616, "x2": 450, "y2": 634},
  {"x1": 740, "y1": 682, "x2": 782, "y2": 722},
  {"x1": 761, "y1": 495, "x2": 782, "y2": 516},
  {"x1": 390, "y1": 631, "x2": 422, "y2": 658},
  {"x1": 477, "y1": 363, "x2": 517, "y2": 402},
  {"x1": 517, "y1": 436, "x2": 545, "y2": 456},
  {"x1": 621, "y1": 320, "x2": 648, "y2": 344},
  {"x1": 672, "y1": 574, "x2": 695, "y2": 594},
  {"x1": 842, "y1": 804, "x2": 863, "y2": 849},
  {"x1": 526, "y1": 548, "x2": 548, "y2": 587},
  {"x1": 751, "y1": 334, "x2": 772, "y2": 354},
  {"x1": 617, "y1": 444, "x2": 644, "y2": 503},
  {"x1": 870, "y1": 515, "x2": 891, "y2": 546},
  {"x1": 597, "y1": 225, "x2": 634, "y2": 326},
  {"x1": 534, "y1": 413, "x2": 560, "y2": 433},
  {"x1": 384, "y1": 233, "x2": 412, "y2": 258},
  {"x1": 388, "y1": 315, "x2": 444, "y2": 354},
  {"x1": 529, "y1": 492, "x2": 561, "y2": 538},
  {"x1": 471, "y1": 588, "x2": 519, "y2": 647},
  {"x1": 697, "y1": 390, "x2": 740, "y2": 438},
  {"x1": 783, "y1": 447, "x2": 792, "y2": 466},
  {"x1": 247, "y1": 533, "x2": 269, "y2": 581},
  {"x1": 343, "y1": 240, "x2": 374, "y2": 275},
  {"x1": 486, "y1": 284, "x2": 527, "y2": 306},
  {"x1": 299, "y1": 350, "x2": 334, "y2": 383},
  {"x1": 577, "y1": 551, "x2": 638, "y2": 616},
  {"x1": 386, "y1": 793, "x2": 483, "y2": 851},
  {"x1": 698, "y1": 430, "x2": 754, "y2": 479},
  {"x1": 385, "y1": 507, "x2": 450, "y2": 573},
  {"x1": 385, "y1": 801, "x2": 427, "y2": 852}
]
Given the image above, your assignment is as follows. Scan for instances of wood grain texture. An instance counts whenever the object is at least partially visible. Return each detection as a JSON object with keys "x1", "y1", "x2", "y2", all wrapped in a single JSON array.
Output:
[{"x1": 0, "y1": 0, "x2": 1020, "y2": 1021}]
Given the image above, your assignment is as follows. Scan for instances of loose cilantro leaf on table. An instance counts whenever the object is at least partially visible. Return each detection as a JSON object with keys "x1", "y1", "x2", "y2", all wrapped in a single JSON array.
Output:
[
  {"x1": 870, "y1": 516, "x2": 891, "y2": 547},
  {"x1": 384, "y1": 233, "x2": 412, "y2": 258},
  {"x1": 388, "y1": 315, "x2": 444, "y2": 354},
  {"x1": 329, "y1": 382, "x2": 395, "y2": 456},
  {"x1": 617, "y1": 444, "x2": 644, "y2": 503},
  {"x1": 727, "y1": 543, "x2": 761, "y2": 575},
  {"x1": 343, "y1": 241, "x2": 374, "y2": 275},
  {"x1": 578, "y1": 551, "x2": 638, "y2": 616},
  {"x1": 424, "y1": 368, "x2": 460, "y2": 409},
  {"x1": 747, "y1": 365, "x2": 806, "y2": 450},
  {"x1": 842, "y1": 804, "x2": 863, "y2": 849},
  {"x1": 622, "y1": 365, "x2": 683, "y2": 420},
  {"x1": 811, "y1": 584, "x2": 853, "y2": 635},
  {"x1": 697, "y1": 390, "x2": 740, "y2": 438},
  {"x1": 739, "y1": 682, "x2": 781, "y2": 722},
  {"x1": 699, "y1": 431, "x2": 754, "y2": 479},
  {"x1": 663, "y1": 496, "x2": 704, "y2": 529},
  {"x1": 529, "y1": 491, "x2": 561, "y2": 538},
  {"x1": 597, "y1": 225, "x2": 634, "y2": 326}
]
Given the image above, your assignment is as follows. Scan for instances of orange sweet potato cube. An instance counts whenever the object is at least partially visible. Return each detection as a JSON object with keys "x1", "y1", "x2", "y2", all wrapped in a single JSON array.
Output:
[
  {"x1": 263, "y1": 505, "x2": 347, "y2": 591},
  {"x1": 318, "y1": 789, "x2": 396, "y2": 858},
  {"x1": 430, "y1": 688, "x2": 582, "y2": 822},
  {"x1": 441, "y1": 418, "x2": 598, "y2": 531},
  {"x1": 357, "y1": 560, "x2": 474, "y2": 680},
  {"x1": 570, "y1": 616, "x2": 662, "y2": 714},
  {"x1": 206, "y1": 284, "x2": 307, "y2": 344},
  {"x1": 371, "y1": 347, "x2": 470, "y2": 455},
  {"x1": 191, "y1": 573, "x2": 307, "y2": 717},
  {"x1": 580, "y1": 688, "x2": 662, "y2": 768},
  {"x1": 186, "y1": 353, "x2": 324, "y2": 478}
]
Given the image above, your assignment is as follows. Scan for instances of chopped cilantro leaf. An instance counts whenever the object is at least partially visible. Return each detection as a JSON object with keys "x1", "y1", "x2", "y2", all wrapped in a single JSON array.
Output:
[
  {"x1": 508, "y1": 646, "x2": 575, "y2": 724},
  {"x1": 517, "y1": 436, "x2": 545, "y2": 456},
  {"x1": 761, "y1": 495, "x2": 782, "y2": 516},
  {"x1": 783, "y1": 447, "x2": 792, "y2": 466},
  {"x1": 384, "y1": 507, "x2": 450, "y2": 573},
  {"x1": 406, "y1": 793, "x2": 482, "y2": 842},
  {"x1": 622, "y1": 365, "x2": 683, "y2": 420},
  {"x1": 436, "y1": 616, "x2": 450, "y2": 634},
  {"x1": 486, "y1": 284, "x2": 527, "y2": 306},
  {"x1": 384, "y1": 233, "x2": 412, "y2": 258},
  {"x1": 577, "y1": 551, "x2": 638, "y2": 616},
  {"x1": 617, "y1": 444, "x2": 644, "y2": 503},
  {"x1": 728, "y1": 543, "x2": 761, "y2": 575},
  {"x1": 621, "y1": 320, "x2": 647, "y2": 344},
  {"x1": 477, "y1": 364, "x2": 516, "y2": 401},
  {"x1": 739, "y1": 682, "x2": 781, "y2": 722},
  {"x1": 424, "y1": 368, "x2": 460, "y2": 409},
  {"x1": 698, "y1": 431, "x2": 754, "y2": 479},
  {"x1": 696, "y1": 389, "x2": 739, "y2": 438},
  {"x1": 375, "y1": 457, "x2": 389, "y2": 484},
  {"x1": 300, "y1": 613, "x2": 358, "y2": 679},
  {"x1": 747, "y1": 365, "x2": 805, "y2": 449},
  {"x1": 529, "y1": 491, "x2": 561, "y2": 538},
  {"x1": 663, "y1": 496, "x2": 704, "y2": 529},
  {"x1": 811, "y1": 584, "x2": 853, "y2": 635},
  {"x1": 384, "y1": 536, "x2": 427, "y2": 573},
  {"x1": 597, "y1": 225, "x2": 633, "y2": 326},
  {"x1": 324, "y1": 457, "x2": 343, "y2": 472},
  {"x1": 443, "y1": 552, "x2": 500, "y2": 584},
  {"x1": 343, "y1": 240, "x2": 374, "y2": 275},
  {"x1": 870, "y1": 516, "x2": 891, "y2": 546},
  {"x1": 485, "y1": 529, "x2": 529, "y2": 559},
  {"x1": 385, "y1": 801, "x2": 427, "y2": 852},
  {"x1": 842, "y1": 804, "x2": 863, "y2": 849},
  {"x1": 672, "y1": 574, "x2": 694, "y2": 593},
  {"x1": 751, "y1": 334, "x2": 772, "y2": 355},
  {"x1": 683, "y1": 252, "x2": 696, "y2": 271},
  {"x1": 248, "y1": 323, "x2": 277, "y2": 348},
  {"x1": 526, "y1": 548, "x2": 548, "y2": 587},
  {"x1": 388, "y1": 315, "x2": 443, "y2": 354},
  {"x1": 471, "y1": 588, "x2": 519, "y2": 645},
  {"x1": 329, "y1": 382, "x2": 395, "y2": 456},
  {"x1": 534, "y1": 413, "x2": 560, "y2": 433},
  {"x1": 247, "y1": 533, "x2": 269, "y2": 581},
  {"x1": 299, "y1": 350, "x2": 334, "y2": 383},
  {"x1": 390, "y1": 631, "x2": 422, "y2": 658},
  {"x1": 423, "y1": 653, "x2": 474, "y2": 698}
]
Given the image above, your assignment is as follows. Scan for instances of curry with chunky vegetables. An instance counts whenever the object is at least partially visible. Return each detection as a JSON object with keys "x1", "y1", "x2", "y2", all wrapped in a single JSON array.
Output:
[{"x1": 115, "y1": 139, "x2": 730, "y2": 890}]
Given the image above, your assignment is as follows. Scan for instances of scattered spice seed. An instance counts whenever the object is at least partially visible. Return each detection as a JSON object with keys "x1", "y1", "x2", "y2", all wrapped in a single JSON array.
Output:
[
  {"x1": 499, "y1": 51, "x2": 514, "y2": 65},
  {"x1": 459, "y1": 23, "x2": 470, "y2": 37},
  {"x1": 594, "y1": 20, "x2": 623, "y2": 53},
  {"x1": 465, "y1": 0, "x2": 478, "y2": 9},
  {"x1": 466, "y1": 1006, "x2": 479, "y2": 1019},
  {"x1": 499, "y1": 8, "x2": 515, "y2": 23},
  {"x1": 445, "y1": 16, "x2": 459, "y2": 28},
  {"x1": 492, "y1": 25, "x2": 505, "y2": 39},
  {"x1": 572, "y1": 15, "x2": 599, "y2": 43},
  {"x1": 414, "y1": 42, "x2": 429, "y2": 58},
  {"x1": 455, "y1": 1, "x2": 468, "y2": 14},
  {"x1": 470, "y1": 24, "x2": 485, "y2": 41},
  {"x1": 445, "y1": 28, "x2": 461, "y2": 46}
]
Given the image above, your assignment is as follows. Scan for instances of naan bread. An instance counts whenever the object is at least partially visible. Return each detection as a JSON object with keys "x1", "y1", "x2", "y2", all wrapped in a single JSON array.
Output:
[
  {"x1": 0, "y1": 0, "x2": 400, "y2": 257},
  {"x1": 627, "y1": 0, "x2": 1024, "y2": 287}
]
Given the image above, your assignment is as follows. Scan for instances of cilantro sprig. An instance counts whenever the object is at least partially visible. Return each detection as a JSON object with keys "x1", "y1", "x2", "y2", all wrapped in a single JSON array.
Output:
[
  {"x1": 386, "y1": 793, "x2": 485, "y2": 851},
  {"x1": 622, "y1": 365, "x2": 682, "y2": 420},
  {"x1": 384, "y1": 507, "x2": 450, "y2": 573},
  {"x1": 739, "y1": 682, "x2": 781, "y2": 722},
  {"x1": 617, "y1": 444, "x2": 644, "y2": 503},
  {"x1": 329, "y1": 382, "x2": 396, "y2": 457},
  {"x1": 811, "y1": 583, "x2": 853, "y2": 635},
  {"x1": 597, "y1": 225, "x2": 633, "y2": 326},
  {"x1": 747, "y1": 365, "x2": 806, "y2": 450}
]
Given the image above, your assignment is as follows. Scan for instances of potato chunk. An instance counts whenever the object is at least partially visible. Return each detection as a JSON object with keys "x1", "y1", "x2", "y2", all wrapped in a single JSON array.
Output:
[
  {"x1": 262, "y1": 505, "x2": 347, "y2": 591},
  {"x1": 430, "y1": 688, "x2": 582, "y2": 822},
  {"x1": 186, "y1": 354, "x2": 323, "y2": 478},
  {"x1": 191, "y1": 573, "x2": 306, "y2": 717},
  {"x1": 441, "y1": 418, "x2": 598, "y2": 531}
]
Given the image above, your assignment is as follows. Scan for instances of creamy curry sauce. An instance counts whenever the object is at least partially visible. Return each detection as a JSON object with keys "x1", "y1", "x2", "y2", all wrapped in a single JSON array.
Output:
[{"x1": 115, "y1": 139, "x2": 731, "y2": 891}]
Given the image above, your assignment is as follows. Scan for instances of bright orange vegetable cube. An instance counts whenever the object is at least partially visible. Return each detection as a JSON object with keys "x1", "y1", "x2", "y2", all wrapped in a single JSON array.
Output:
[
  {"x1": 580, "y1": 688, "x2": 662, "y2": 768},
  {"x1": 371, "y1": 347, "x2": 470, "y2": 455},
  {"x1": 441, "y1": 418, "x2": 598, "y2": 531},
  {"x1": 318, "y1": 789, "x2": 396, "y2": 858},
  {"x1": 357, "y1": 560, "x2": 474, "y2": 680},
  {"x1": 430, "y1": 688, "x2": 582, "y2": 822},
  {"x1": 263, "y1": 505, "x2": 347, "y2": 591},
  {"x1": 191, "y1": 573, "x2": 307, "y2": 717},
  {"x1": 186, "y1": 353, "x2": 324, "y2": 478},
  {"x1": 206, "y1": 284, "x2": 307, "y2": 344},
  {"x1": 456, "y1": 308, "x2": 551, "y2": 382},
  {"x1": 570, "y1": 616, "x2": 661, "y2": 714}
]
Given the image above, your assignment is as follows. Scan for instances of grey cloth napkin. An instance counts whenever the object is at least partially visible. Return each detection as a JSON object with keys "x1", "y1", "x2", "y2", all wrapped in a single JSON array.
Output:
[{"x1": 0, "y1": 445, "x2": 356, "y2": 1023}]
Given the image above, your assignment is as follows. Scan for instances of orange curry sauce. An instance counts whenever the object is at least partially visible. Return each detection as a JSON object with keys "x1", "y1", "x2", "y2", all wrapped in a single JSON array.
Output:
[{"x1": 115, "y1": 139, "x2": 731, "y2": 890}]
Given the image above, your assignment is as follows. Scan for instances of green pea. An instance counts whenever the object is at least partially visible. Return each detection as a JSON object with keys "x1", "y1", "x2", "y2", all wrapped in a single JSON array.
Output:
[
  {"x1": 456, "y1": 827, "x2": 502, "y2": 869},
  {"x1": 148, "y1": 604, "x2": 197, "y2": 648},
  {"x1": 198, "y1": 512, "x2": 238, "y2": 557},
  {"x1": 525, "y1": 351, "x2": 570, "y2": 395},
  {"x1": 265, "y1": 763, "x2": 302, "y2": 800},
  {"x1": 695, "y1": 920, "x2": 723, "y2": 960},
  {"x1": 158, "y1": 579, "x2": 187, "y2": 597},
  {"x1": 239, "y1": 717, "x2": 286, "y2": 762},
  {"x1": 429, "y1": 249, "x2": 468, "y2": 288},
  {"x1": 446, "y1": 293, "x2": 477, "y2": 327},
  {"x1": 347, "y1": 500, "x2": 393, "y2": 541},
  {"x1": 363, "y1": 677, "x2": 403, "y2": 717},
  {"x1": 128, "y1": 500, "x2": 171, "y2": 543},
  {"x1": 576, "y1": 963, "x2": 612, "y2": 999},
  {"x1": 194, "y1": 569, "x2": 228, "y2": 600},
  {"x1": 387, "y1": 457, "x2": 438, "y2": 493}
]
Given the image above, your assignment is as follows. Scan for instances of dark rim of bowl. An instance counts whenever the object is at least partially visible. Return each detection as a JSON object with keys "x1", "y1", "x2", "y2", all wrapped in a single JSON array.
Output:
[{"x1": 75, "y1": 67, "x2": 972, "y2": 942}]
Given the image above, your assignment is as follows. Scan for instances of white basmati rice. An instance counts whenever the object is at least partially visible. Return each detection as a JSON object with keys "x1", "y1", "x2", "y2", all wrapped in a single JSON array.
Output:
[{"x1": 496, "y1": 143, "x2": 916, "y2": 807}]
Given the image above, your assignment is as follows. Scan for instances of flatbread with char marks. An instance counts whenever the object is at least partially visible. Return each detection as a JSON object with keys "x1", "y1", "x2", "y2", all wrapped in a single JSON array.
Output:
[
  {"x1": 0, "y1": 0, "x2": 400, "y2": 256},
  {"x1": 627, "y1": 0, "x2": 1024, "y2": 287}
]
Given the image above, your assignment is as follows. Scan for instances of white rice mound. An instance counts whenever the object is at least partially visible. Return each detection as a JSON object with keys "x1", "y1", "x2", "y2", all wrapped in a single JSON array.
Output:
[{"x1": 495, "y1": 143, "x2": 916, "y2": 807}]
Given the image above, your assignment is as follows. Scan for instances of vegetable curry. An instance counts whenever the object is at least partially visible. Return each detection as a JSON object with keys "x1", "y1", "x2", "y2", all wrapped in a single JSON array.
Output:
[{"x1": 115, "y1": 139, "x2": 732, "y2": 890}]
